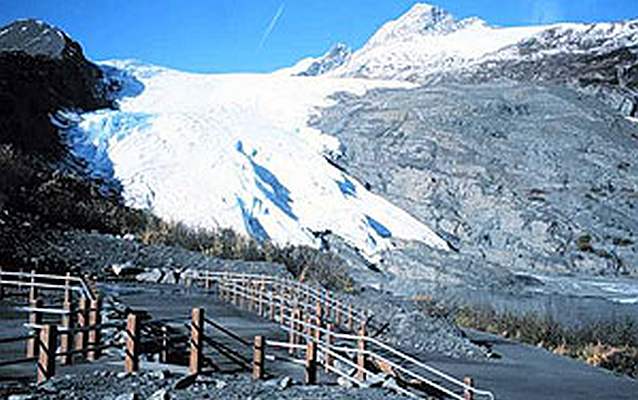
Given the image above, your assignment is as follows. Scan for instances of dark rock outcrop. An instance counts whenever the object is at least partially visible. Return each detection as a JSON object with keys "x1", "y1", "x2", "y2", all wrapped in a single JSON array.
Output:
[
  {"x1": 0, "y1": 19, "x2": 112, "y2": 156},
  {"x1": 0, "y1": 20, "x2": 144, "y2": 271}
]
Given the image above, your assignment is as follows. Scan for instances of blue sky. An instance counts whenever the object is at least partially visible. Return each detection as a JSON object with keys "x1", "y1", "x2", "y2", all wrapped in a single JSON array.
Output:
[{"x1": 1, "y1": 1, "x2": 637, "y2": 73}]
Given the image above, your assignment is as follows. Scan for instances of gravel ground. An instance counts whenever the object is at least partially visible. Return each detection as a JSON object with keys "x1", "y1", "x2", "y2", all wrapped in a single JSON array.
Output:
[
  {"x1": 350, "y1": 288, "x2": 488, "y2": 359},
  {"x1": 21, "y1": 229, "x2": 289, "y2": 279},
  {"x1": 6, "y1": 370, "x2": 412, "y2": 400}
]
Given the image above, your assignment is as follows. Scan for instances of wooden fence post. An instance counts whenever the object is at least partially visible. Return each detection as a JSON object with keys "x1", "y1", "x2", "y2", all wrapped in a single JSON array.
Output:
[
  {"x1": 125, "y1": 312, "x2": 140, "y2": 373},
  {"x1": 75, "y1": 297, "x2": 88, "y2": 360},
  {"x1": 335, "y1": 301, "x2": 341, "y2": 327},
  {"x1": 37, "y1": 324, "x2": 57, "y2": 384},
  {"x1": 464, "y1": 376, "x2": 474, "y2": 400},
  {"x1": 29, "y1": 270, "x2": 38, "y2": 302},
  {"x1": 356, "y1": 322, "x2": 367, "y2": 381},
  {"x1": 315, "y1": 301, "x2": 323, "y2": 324},
  {"x1": 325, "y1": 323, "x2": 334, "y2": 372},
  {"x1": 289, "y1": 308, "x2": 299, "y2": 355},
  {"x1": 189, "y1": 307, "x2": 204, "y2": 375},
  {"x1": 347, "y1": 304, "x2": 353, "y2": 331},
  {"x1": 205, "y1": 272, "x2": 212, "y2": 292},
  {"x1": 59, "y1": 297, "x2": 74, "y2": 365},
  {"x1": 160, "y1": 326, "x2": 169, "y2": 363},
  {"x1": 26, "y1": 298, "x2": 43, "y2": 358},
  {"x1": 252, "y1": 335, "x2": 265, "y2": 380},
  {"x1": 305, "y1": 340, "x2": 317, "y2": 385},
  {"x1": 257, "y1": 282, "x2": 264, "y2": 316},
  {"x1": 269, "y1": 291, "x2": 275, "y2": 321},
  {"x1": 87, "y1": 296, "x2": 102, "y2": 361}
]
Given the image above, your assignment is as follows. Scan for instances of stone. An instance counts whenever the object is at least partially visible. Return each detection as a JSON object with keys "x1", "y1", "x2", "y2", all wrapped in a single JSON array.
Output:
[
  {"x1": 215, "y1": 380, "x2": 227, "y2": 389},
  {"x1": 337, "y1": 377, "x2": 353, "y2": 388},
  {"x1": 150, "y1": 370, "x2": 171, "y2": 380},
  {"x1": 278, "y1": 376, "x2": 292, "y2": 390},
  {"x1": 149, "y1": 389, "x2": 170, "y2": 400}
]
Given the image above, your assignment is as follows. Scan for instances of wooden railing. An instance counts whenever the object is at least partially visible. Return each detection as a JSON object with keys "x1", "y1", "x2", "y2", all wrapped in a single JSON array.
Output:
[
  {"x1": 1, "y1": 270, "x2": 495, "y2": 399},
  {"x1": 179, "y1": 271, "x2": 495, "y2": 400},
  {"x1": 0, "y1": 269, "x2": 118, "y2": 383}
]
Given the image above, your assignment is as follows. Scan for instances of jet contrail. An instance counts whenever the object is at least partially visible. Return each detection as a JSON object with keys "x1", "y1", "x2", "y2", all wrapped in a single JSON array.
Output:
[{"x1": 259, "y1": 3, "x2": 285, "y2": 49}]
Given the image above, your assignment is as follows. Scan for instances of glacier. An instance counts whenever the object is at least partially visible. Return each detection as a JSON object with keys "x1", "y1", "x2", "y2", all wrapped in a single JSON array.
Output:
[{"x1": 64, "y1": 60, "x2": 450, "y2": 260}]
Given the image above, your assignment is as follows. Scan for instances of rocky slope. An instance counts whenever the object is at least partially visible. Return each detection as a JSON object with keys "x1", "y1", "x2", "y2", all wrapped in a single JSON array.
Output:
[{"x1": 311, "y1": 81, "x2": 638, "y2": 295}]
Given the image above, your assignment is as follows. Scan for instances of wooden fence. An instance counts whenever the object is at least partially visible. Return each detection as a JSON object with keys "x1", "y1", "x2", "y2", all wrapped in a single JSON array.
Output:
[
  {"x1": 0, "y1": 269, "x2": 120, "y2": 383},
  {"x1": 178, "y1": 271, "x2": 494, "y2": 400},
  {"x1": 1, "y1": 270, "x2": 495, "y2": 400}
]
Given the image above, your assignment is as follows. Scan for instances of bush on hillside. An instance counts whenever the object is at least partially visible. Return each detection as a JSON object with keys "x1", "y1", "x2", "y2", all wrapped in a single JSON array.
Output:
[{"x1": 138, "y1": 219, "x2": 355, "y2": 292}]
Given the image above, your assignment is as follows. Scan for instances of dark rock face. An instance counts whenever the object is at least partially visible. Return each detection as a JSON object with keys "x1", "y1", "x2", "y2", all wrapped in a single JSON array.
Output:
[
  {"x1": 0, "y1": 19, "x2": 112, "y2": 156},
  {"x1": 0, "y1": 20, "x2": 143, "y2": 271}
]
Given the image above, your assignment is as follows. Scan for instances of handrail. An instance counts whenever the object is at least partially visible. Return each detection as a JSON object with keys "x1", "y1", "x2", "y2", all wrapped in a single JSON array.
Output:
[
  {"x1": 188, "y1": 271, "x2": 367, "y2": 323},
  {"x1": 0, "y1": 333, "x2": 35, "y2": 345},
  {"x1": 198, "y1": 271, "x2": 495, "y2": 400},
  {"x1": 0, "y1": 269, "x2": 94, "y2": 300},
  {"x1": 204, "y1": 316, "x2": 251, "y2": 348}
]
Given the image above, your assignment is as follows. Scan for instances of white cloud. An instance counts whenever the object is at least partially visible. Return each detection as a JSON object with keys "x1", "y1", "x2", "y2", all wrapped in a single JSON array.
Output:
[{"x1": 259, "y1": 3, "x2": 285, "y2": 49}]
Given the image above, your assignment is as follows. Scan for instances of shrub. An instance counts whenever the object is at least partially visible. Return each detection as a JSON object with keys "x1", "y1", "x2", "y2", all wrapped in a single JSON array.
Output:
[
  {"x1": 454, "y1": 305, "x2": 638, "y2": 379},
  {"x1": 138, "y1": 219, "x2": 355, "y2": 292}
]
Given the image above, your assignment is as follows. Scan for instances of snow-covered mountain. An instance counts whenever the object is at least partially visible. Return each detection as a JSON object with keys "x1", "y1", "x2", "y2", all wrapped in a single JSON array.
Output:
[
  {"x1": 277, "y1": 43, "x2": 351, "y2": 77},
  {"x1": 283, "y1": 3, "x2": 637, "y2": 81},
  {"x1": 62, "y1": 60, "x2": 449, "y2": 260},
  {"x1": 277, "y1": 3, "x2": 638, "y2": 115}
]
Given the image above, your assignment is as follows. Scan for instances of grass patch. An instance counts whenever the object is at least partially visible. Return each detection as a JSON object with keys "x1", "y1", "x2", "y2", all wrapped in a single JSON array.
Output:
[
  {"x1": 138, "y1": 219, "x2": 356, "y2": 292},
  {"x1": 454, "y1": 305, "x2": 638, "y2": 379}
]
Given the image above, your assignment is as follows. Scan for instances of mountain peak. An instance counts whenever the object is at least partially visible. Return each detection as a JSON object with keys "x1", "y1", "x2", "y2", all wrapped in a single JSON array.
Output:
[
  {"x1": 0, "y1": 19, "x2": 69, "y2": 59},
  {"x1": 365, "y1": 3, "x2": 462, "y2": 48}
]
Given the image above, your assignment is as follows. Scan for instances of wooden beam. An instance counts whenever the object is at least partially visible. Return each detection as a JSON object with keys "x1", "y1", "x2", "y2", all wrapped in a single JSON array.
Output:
[
  {"x1": 37, "y1": 324, "x2": 57, "y2": 384},
  {"x1": 75, "y1": 297, "x2": 88, "y2": 360},
  {"x1": 125, "y1": 313, "x2": 140, "y2": 373},
  {"x1": 189, "y1": 307, "x2": 204, "y2": 375},
  {"x1": 29, "y1": 270, "x2": 38, "y2": 302},
  {"x1": 356, "y1": 322, "x2": 367, "y2": 381},
  {"x1": 304, "y1": 340, "x2": 317, "y2": 385},
  {"x1": 347, "y1": 304, "x2": 353, "y2": 332},
  {"x1": 464, "y1": 376, "x2": 474, "y2": 400},
  {"x1": 160, "y1": 326, "x2": 169, "y2": 364},
  {"x1": 252, "y1": 335, "x2": 265, "y2": 380},
  {"x1": 87, "y1": 296, "x2": 102, "y2": 361},
  {"x1": 26, "y1": 298, "x2": 43, "y2": 358},
  {"x1": 269, "y1": 291, "x2": 276, "y2": 321},
  {"x1": 325, "y1": 323, "x2": 334, "y2": 372},
  {"x1": 59, "y1": 298, "x2": 74, "y2": 365}
]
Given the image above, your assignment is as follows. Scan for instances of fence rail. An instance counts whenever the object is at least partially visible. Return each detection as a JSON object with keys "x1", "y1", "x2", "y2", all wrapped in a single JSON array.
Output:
[
  {"x1": 1, "y1": 269, "x2": 495, "y2": 399},
  {"x1": 0, "y1": 269, "x2": 103, "y2": 383},
  {"x1": 179, "y1": 271, "x2": 494, "y2": 400}
]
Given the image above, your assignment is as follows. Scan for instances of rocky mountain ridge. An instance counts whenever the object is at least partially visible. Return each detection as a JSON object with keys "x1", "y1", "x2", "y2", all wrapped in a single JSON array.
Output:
[{"x1": 286, "y1": 3, "x2": 638, "y2": 117}]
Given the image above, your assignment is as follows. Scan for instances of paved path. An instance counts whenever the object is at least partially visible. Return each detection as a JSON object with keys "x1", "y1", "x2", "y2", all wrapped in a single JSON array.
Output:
[
  {"x1": 425, "y1": 329, "x2": 638, "y2": 400},
  {"x1": 1, "y1": 283, "x2": 319, "y2": 384},
  {"x1": 109, "y1": 283, "x2": 310, "y2": 379}
]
